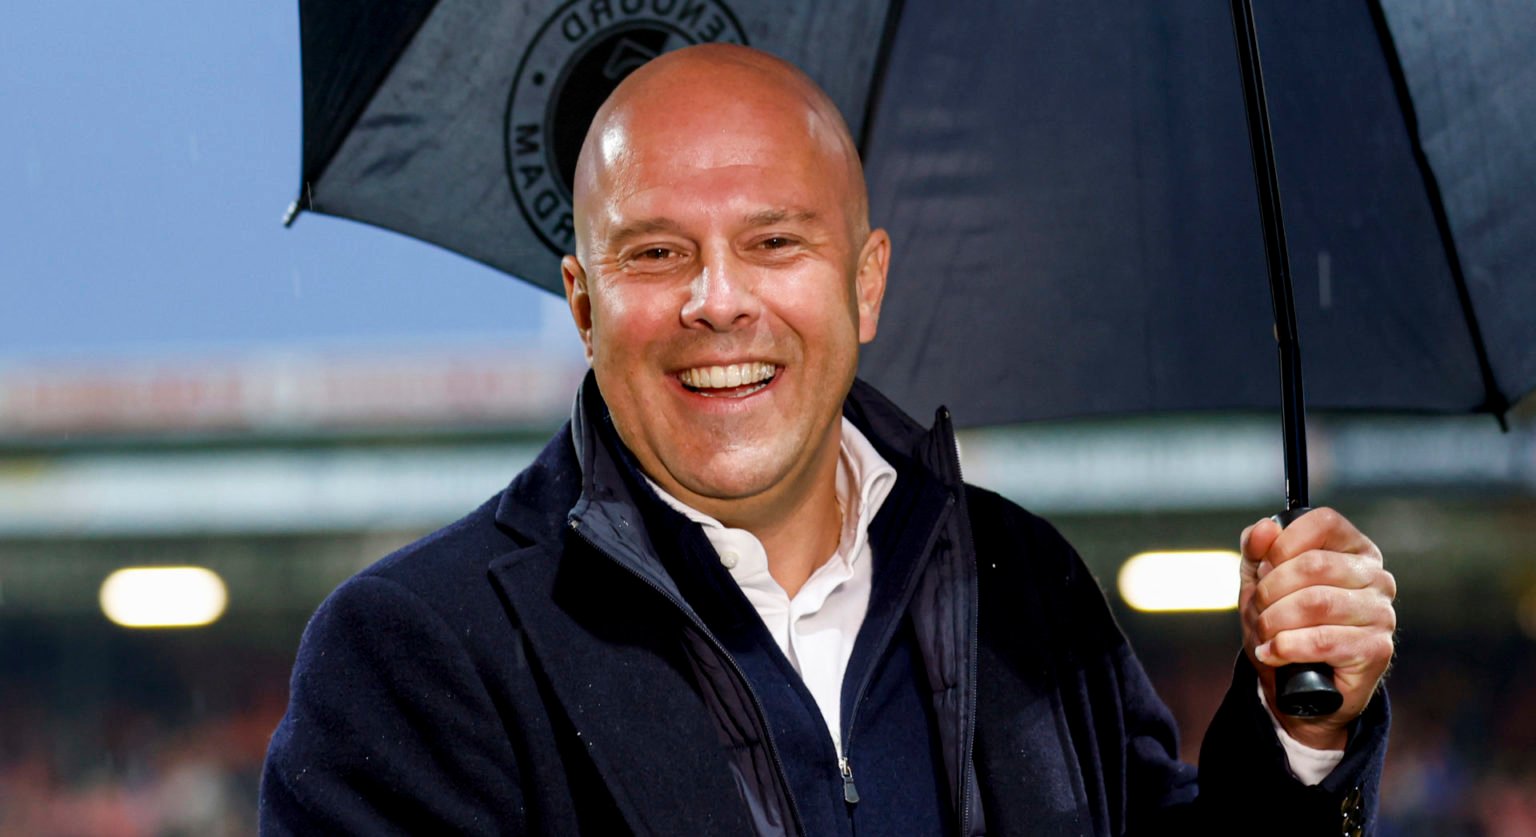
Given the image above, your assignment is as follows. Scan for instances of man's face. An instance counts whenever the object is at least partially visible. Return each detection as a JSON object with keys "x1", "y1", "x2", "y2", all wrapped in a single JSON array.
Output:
[{"x1": 563, "y1": 67, "x2": 887, "y2": 520}]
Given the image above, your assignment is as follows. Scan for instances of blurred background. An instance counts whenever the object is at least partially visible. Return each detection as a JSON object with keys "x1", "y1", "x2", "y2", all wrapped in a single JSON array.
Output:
[{"x1": 2, "y1": 3, "x2": 1533, "y2": 835}]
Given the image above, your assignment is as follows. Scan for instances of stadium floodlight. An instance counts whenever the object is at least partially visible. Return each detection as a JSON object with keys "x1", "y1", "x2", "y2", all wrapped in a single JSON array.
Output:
[
  {"x1": 99, "y1": 566, "x2": 228, "y2": 628},
  {"x1": 1117, "y1": 550, "x2": 1241, "y2": 613}
]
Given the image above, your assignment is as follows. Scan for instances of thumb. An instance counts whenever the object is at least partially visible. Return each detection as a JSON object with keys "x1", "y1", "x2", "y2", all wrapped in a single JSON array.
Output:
[{"x1": 1241, "y1": 517, "x2": 1281, "y2": 583}]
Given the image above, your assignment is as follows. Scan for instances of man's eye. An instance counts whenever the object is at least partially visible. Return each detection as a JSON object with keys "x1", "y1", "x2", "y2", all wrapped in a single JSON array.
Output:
[
  {"x1": 637, "y1": 247, "x2": 673, "y2": 260},
  {"x1": 759, "y1": 237, "x2": 792, "y2": 250}
]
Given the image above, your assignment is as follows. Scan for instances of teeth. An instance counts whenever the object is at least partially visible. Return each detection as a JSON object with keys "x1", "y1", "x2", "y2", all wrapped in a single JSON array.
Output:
[{"x1": 680, "y1": 362, "x2": 777, "y2": 389}]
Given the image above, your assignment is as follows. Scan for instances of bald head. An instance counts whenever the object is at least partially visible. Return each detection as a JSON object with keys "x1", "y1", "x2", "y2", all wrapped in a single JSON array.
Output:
[
  {"x1": 555, "y1": 44, "x2": 891, "y2": 539},
  {"x1": 569, "y1": 45, "x2": 868, "y2": 262}
]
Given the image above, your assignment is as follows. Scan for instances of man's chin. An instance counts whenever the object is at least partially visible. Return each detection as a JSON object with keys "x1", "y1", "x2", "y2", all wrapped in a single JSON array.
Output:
[
  {"x1": 663, "y1": 456, "x2": 792, "y2": 508},
  {"x1": 671, "y1": 472, "x2": 778, "y2": 506}
]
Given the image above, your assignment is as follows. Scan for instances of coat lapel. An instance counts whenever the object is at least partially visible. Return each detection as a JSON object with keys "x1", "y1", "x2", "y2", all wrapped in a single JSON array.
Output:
[{"x1": 489, "y1": 542, "x2": 755, "y2": 836}]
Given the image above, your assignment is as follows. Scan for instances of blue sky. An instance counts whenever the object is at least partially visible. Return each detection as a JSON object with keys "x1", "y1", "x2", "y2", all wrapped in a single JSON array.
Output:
[{"x1": 1, "y1": 2, "x2": 565, "y2": 361}]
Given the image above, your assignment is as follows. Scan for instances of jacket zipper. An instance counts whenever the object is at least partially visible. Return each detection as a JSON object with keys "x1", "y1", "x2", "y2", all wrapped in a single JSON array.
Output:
[
  {"x1": 836, "y1": 488, "x2": 958, "y2": 813},
  {"x1": 568, "y1": 519, "x2": 808, "y2": 837},
  {"x1": 838, "y1": 756, "x2": 859, "y2": 804},
  {"x1": 937, "y1": 407, "x2": 981, "y2": 837}
]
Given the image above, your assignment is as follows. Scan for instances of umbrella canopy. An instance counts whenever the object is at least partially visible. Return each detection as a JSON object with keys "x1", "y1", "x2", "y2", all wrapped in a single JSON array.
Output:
[{"x1": 290, "y1": 0, "x2": 1536, "y2": 428}]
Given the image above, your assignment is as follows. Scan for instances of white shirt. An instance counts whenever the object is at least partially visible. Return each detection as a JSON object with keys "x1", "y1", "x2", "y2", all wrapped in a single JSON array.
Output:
[
  {"x1": 1260, "y1": 683, "x2": 1345, "y2": 784},
  {"x1": 647, "y1": 418, "x2": 896, "y2": 756},
  {"x1": 647, "y1": 418, "x2": 1340, "y2": 783}
]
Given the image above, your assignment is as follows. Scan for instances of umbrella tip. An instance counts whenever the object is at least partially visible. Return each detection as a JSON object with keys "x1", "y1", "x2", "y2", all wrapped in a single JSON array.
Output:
[{"x1": 284, "y1": 182, "x2": 315, "y2": 227}]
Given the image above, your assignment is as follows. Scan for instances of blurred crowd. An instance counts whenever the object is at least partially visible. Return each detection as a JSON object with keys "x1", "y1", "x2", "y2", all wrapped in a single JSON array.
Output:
[
  {"x1": 0, "y1": 683, "x2": 282, "y2": 836},
  {"x1": 1375, "y1": 639, "x2": 1536, "y2": 837},
  {"x1": 1, "y1": 638, "x2": 1532, "y2": 835}
]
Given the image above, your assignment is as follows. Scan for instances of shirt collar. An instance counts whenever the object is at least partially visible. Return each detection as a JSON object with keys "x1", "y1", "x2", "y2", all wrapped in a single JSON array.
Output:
[{"x1": 644, "y1": 417, "x2": 898, "y2": 571}]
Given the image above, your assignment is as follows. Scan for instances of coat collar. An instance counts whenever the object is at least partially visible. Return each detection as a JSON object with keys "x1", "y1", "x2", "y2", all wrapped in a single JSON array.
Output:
[
  {"x1": 486, "y1": 372, "x2": 972, "y2": 835},
  {"x1": 493, "y1": 372, "x2": 964, "y2": 585}
]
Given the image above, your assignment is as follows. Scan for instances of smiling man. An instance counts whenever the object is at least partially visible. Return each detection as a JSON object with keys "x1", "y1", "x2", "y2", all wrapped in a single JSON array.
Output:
[
  {"x1": 261, "y1": 45, "x2": 1395, "y2": 836},
  {"x1": 560, "y1": 49, "x2": 888, "y2": 600}
]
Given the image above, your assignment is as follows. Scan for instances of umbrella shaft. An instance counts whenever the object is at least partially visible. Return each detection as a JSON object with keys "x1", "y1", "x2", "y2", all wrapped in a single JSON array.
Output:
[{"x1": 1230, "y1": 0, "x2": 1309, "y2": 511}]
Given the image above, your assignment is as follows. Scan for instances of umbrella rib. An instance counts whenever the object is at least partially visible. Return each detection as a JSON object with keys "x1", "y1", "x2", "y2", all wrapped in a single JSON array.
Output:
[
  {"x1": 855, "y1": 0, "x2": 907, "y2": 157},
  {"x1": 1367, "y1": 0, "x2": 1511, "y2": 428},
  {"x1": 292, "y1": 2, "x2": 441, "y2": 223}
]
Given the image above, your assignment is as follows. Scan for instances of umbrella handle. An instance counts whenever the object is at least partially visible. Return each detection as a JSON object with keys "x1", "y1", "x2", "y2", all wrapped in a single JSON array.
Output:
[{"x1": 1269, "y1": 506, "x2": 1344, "y2": 717}]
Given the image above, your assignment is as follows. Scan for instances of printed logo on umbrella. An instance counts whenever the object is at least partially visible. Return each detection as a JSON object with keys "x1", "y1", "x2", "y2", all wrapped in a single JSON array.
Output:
[{"x1": 504, "y1": 0, "x2": 749, "y2": 256}]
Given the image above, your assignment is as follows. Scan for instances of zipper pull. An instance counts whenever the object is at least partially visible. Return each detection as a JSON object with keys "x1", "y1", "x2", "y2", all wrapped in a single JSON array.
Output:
[{"x1": 839, "y1": 756, "x2": 860, "y2": 804}]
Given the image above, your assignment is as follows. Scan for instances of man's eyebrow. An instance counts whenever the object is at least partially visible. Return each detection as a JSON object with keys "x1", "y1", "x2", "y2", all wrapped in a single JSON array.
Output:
[
  {"x1": 744, "y1": 208, "x2": 820, "y2": 227},
  {"x1": 605, "y1": 210, "x2": 821, "y2": 244},
  {"x1": 607, "y1": 217, "x2": 686, "y2": 243}
]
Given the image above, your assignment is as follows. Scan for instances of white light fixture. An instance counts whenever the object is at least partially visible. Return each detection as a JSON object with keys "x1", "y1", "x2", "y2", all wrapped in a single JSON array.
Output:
[
  {"x1": 1117, "y1": 550, "x2": 1241, "y2": 612},
  {"x1": 99, "y1": 566, "x2": 228, "y2": 628}
]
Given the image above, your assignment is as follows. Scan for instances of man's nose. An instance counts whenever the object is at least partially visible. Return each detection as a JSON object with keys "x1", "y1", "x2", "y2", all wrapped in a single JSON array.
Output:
[{"x1": 680, "y1": 256, "x2": 758, "y2": 332}]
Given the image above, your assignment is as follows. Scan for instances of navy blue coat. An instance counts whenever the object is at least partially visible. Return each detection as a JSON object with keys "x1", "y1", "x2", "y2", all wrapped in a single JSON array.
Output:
[{"x1": 260, "y1": 377, "x2": 1387, "y2": 835}]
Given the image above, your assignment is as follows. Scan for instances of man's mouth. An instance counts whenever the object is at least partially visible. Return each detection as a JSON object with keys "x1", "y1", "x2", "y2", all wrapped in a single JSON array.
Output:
[{"x1": 678, "y1": 362, "x2": 778, "y2": 397}]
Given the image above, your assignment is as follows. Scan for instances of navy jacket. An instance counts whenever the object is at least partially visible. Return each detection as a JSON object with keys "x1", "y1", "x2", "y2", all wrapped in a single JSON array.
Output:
[{"x1": 260, "y1": 377, "x2": 1388, "y2": 835}]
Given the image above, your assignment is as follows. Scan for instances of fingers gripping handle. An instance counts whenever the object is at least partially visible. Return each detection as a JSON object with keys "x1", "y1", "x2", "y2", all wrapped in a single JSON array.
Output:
[{"x1": 1270, "y1": 507, "x2": 1344, "y2": 717}]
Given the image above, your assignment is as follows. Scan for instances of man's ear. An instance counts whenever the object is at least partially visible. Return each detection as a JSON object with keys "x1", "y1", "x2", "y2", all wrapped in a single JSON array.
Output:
[
  {"x1": 562, "y1": 255, "x2": 595, "y2": 362},
  {"x1": 855, "y1": 229, "x2": 890, "y2": 344}
]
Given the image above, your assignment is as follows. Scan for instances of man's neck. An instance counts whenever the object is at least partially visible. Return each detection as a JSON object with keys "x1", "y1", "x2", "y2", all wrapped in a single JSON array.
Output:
[
  {"x1": 653, "y1": 424, "x2": 846, "y2": 599},
  {"x1": 743, "y1": 456, "x2": 843, "y2": 598}
]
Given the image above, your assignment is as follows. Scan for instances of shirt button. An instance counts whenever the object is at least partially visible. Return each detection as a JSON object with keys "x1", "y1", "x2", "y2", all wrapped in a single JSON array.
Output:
[{"x1": 720, "y1": 550, "x2": 740, "y2": 570}]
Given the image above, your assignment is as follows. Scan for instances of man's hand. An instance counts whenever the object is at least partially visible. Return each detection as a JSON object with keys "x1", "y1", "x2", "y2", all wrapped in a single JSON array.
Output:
[{"x1": 1239, "y1": 508, "x2": 1396, "y2": 750}]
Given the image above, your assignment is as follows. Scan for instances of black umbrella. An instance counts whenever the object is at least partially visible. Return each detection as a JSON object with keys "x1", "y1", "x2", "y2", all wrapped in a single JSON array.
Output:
[{"x1": 287, "y1": 0, "x2": 1536, "y2": 712}]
